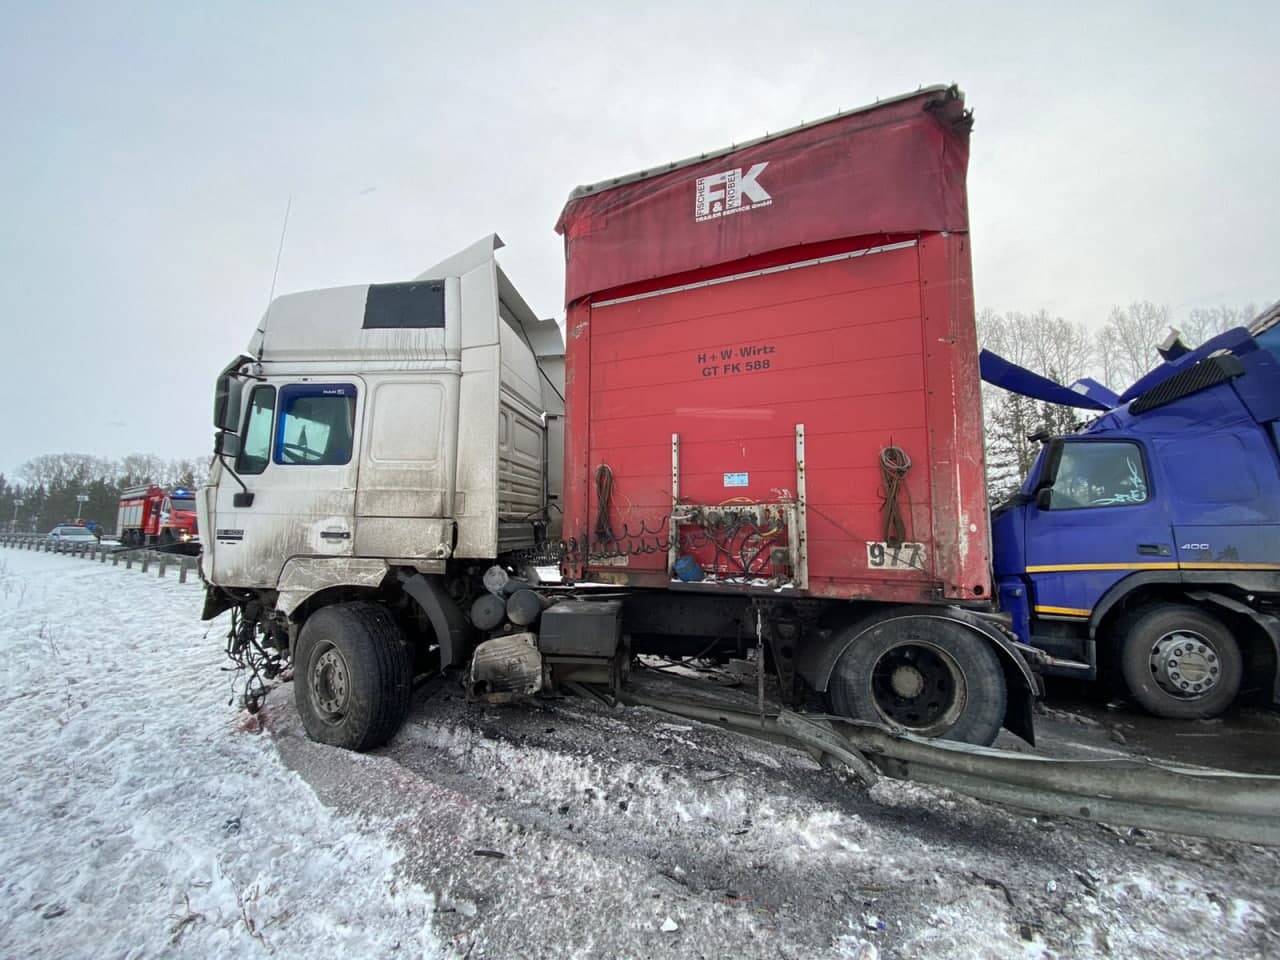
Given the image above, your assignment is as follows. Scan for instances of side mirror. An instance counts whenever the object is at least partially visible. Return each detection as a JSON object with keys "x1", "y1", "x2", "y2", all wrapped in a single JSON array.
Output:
[
  {"x1": 1035, "y1": 487, "x2": 1053, "y2": 511},
  {"x1": 214, "y1": 374, "x2": 245, "y2": 432},
  {"x1": 214, "y1": 431, "x2": 241, "y2": 459}
]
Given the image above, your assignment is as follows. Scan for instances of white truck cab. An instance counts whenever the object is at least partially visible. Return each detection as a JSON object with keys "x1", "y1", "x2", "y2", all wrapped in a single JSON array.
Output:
[{"x1": 200, "y1": 235, "x2": 564, "y2": 681}]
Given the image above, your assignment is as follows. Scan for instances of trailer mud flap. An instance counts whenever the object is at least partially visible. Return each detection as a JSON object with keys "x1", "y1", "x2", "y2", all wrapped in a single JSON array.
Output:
[{"x1": 615, "y1": 689, "x2": 1280, "y2": 847}]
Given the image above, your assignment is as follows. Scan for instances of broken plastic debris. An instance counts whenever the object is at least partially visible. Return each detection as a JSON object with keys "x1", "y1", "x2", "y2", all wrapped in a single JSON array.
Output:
[{"x1": 660, "y1": 916, "x2": 679, "y2": 933}]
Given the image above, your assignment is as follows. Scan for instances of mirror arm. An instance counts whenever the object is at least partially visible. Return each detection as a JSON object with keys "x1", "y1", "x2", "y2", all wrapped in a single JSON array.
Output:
[{"x1": 216, "y1": 450, "x2": 250, "y2": 496}]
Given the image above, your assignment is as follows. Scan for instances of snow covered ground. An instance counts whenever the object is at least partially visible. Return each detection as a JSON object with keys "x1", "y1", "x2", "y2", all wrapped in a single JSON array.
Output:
[
  {"x1": 1, "y1": 546, "x2": 1278, "y2": 959},
  {"x1": 0, "y1": 549, "x2": 441, "y2": 958}
]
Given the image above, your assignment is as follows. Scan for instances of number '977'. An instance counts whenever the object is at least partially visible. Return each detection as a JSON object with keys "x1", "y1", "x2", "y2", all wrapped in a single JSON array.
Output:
[{"x1": 866, "y1": 541, "x2": 925, "y2": 570}]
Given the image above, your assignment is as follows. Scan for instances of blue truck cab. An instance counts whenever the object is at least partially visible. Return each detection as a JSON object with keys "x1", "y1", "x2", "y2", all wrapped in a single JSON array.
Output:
[{"x1": 987, "y1": 311, "x2": 1280, "y2": 719}]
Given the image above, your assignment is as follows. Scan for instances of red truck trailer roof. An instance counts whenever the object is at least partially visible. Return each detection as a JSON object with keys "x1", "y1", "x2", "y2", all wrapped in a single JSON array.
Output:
[
  {"x1": 556, "y1": 85, "x2": 989, "y2": 604},
  {"x1": 556, "y1": 84, "x2": 971, "y2": 306}
]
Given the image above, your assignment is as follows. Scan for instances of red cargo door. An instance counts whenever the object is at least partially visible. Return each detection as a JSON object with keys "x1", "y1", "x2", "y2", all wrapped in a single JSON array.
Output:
[{"x1": 583, "y1": 239, "x2": 953, "y2": 601}]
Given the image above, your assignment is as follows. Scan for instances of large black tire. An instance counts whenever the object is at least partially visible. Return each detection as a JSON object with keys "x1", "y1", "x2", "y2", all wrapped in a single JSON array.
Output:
[
  {"x1": 827, "y1": 615, "x2": 1007, "y2": 745},
  {"x1": 1116, "y1": 604, "x2": 1242, "y2": 720},
  {"x1": 294, "y1": 602, "x2": 413, "y2": 751}
]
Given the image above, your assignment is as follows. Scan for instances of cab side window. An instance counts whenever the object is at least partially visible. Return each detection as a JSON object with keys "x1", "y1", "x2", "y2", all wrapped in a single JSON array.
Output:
[
  {"x1": 1046, "y1": 441, "x2": 1149, "y2": 509},
  {"x1": 236, "y1": 385, "x2": 276, "y2": 476},
  {"x1": 273, "y1": 384, "x2": 357, "y2": 466}
]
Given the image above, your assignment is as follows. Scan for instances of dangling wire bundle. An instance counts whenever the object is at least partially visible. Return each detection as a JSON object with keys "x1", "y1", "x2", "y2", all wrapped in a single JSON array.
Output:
[
  {"x1": 223, "y1": 608, "x2": 286, "y2": 714},
  {"x1": 879, "y1": 445, "x2": 912, "y2": 547}
]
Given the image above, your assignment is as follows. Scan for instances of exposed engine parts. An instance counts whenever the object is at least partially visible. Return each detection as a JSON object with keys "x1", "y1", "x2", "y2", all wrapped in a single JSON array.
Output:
[
  {"x1": 464, "y1": 566, "x2": 628, "y2": 704},
  {"x1": 466, "y1": 633, "x2": 543, "y2": 702}
]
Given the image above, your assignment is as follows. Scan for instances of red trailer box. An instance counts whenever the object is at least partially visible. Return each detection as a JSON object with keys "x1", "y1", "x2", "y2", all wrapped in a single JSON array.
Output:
[{"x1": 556, "y1": 85, "x2": 989, "y2": 604}]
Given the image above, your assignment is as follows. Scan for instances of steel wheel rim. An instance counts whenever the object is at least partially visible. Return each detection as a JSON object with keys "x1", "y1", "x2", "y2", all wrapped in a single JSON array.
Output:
[
  {"x1": 869, "y1": 640, "x2": 967, "y2": 736},
  {"x1": 1149, "y1": 629, "x2": 1221, "y2": 700},
  {"x1": 310, "y1": 642, "x2": 351, "y2": 722}
]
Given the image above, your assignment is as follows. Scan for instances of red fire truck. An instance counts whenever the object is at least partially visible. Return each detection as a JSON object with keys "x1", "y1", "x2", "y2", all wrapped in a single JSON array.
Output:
[{"x1": 116, "y1": 485, "x2": 200, "y2": 547}]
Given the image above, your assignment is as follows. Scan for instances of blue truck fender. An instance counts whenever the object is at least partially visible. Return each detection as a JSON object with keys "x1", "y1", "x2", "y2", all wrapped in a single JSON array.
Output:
[{"x1": 1087, "y1": 575, "x2": 1280, "y2": 704}]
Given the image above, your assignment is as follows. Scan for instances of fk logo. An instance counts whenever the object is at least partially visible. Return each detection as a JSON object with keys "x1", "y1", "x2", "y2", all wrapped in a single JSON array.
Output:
[{"x1": 694, "y1": 162, "x2": 772, "y2": 222}]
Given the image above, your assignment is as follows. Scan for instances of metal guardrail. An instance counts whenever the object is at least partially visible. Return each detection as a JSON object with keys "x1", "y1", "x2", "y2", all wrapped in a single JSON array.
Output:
[
  {"x1": 616, "y1": 689, "x2": 1280, "y2": 847},
  {"x1": 0, "y1": 533, "x2": 200, "y2": 583}
]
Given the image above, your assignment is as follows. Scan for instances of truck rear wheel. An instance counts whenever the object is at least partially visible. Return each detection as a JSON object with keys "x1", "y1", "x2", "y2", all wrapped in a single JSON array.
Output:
[
  {"x1": 1117, "y1": 604, "x2": 1242, "y2": 719},
  {"x1": 826, "y1": 616, "x2": 1007, "y2": 745},
  {"x1": 294, "y1": 602, "x2": 413, "y2": 751}
]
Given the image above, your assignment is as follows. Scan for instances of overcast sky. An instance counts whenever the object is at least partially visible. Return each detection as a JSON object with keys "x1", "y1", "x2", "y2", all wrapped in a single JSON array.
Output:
[{"x1": 1, "y1": 1, "x2": 1275, "y2": 475}]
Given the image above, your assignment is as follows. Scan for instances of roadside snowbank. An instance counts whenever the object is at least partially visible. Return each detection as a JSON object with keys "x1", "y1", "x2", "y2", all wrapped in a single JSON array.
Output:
[{"x1": 0, "y1": 551, "x2": 440, "y2": 959}]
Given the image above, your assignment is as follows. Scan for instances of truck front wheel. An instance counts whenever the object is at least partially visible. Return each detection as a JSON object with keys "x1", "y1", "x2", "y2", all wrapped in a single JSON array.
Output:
[
  {"x1": 826, "y1": 617, "x2": 1007, "y2": 745},
  {"x1": 294, "y1": 602, "x2": 413, "y2": 750},
  {"x1": 1117, "y1": 604, "x2": 1242, "y2": 719}
]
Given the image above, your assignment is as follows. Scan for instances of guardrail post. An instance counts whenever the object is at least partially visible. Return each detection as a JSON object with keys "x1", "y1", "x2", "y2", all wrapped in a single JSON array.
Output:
[
  {"x1": 140, "y1": 552, "x2": 150, "y2": 573},
  {"x1": 113, "y1": 551, "x2": 120, "y2": 567},
  {"x1": 158, "y1": 555, "x2": 168, "y2": 578},
  {"x1": 100, "y1": 549, "x2": 107, "y2": 563},
  {"x1": 179, "y1": 558, "x2": 191, "y2": 583},
  {"x1": 125, "y1": 552, "x2": 133, "y2": 570}
]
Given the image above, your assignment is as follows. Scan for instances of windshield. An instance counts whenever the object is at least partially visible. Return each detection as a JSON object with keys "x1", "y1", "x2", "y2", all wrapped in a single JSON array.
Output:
[
  {"x1": 169, "y1": 497, "x2": 197, "y2": 512},
  {"x1": 1045, "y1": 441, "x2": 1149, "y2": 509}
]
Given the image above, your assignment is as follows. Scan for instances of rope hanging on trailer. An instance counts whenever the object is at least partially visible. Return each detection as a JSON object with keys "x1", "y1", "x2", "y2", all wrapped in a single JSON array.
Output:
[
  {"x1": 879, "y1": 445, "x2": 912, "y2": 547},
  {"x1": 594, "y1": 464, "x2": 616, "y2": 545}
]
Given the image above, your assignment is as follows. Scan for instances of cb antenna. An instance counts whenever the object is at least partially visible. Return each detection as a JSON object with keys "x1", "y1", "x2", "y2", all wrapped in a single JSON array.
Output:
[{"x1": 254, "y1": 195, "x2": 292, "y2": 356}]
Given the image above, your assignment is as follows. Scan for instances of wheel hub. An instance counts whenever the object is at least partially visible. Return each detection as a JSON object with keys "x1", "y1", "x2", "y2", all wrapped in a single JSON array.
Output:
[
  {"x1": 890, "y1": 665, "x2": 926, "y2": 699},
  {"x1": 312, "y1": 647, "x2": 350, "y2": 718},
  {"x1": 869, "y1": 642, "x2": 966, "y2": 736},
  {"x1": 1149, "y1": 630, "x2": 1219, "y2": 699}
]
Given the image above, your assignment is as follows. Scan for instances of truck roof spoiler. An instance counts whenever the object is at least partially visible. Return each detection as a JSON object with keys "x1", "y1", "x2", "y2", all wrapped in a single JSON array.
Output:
[
  {"x1": 1117, "y1": 327, "x2": 1257, "y2": 404},
  {"x1": 978, "y1": 349, "x2": 1112, "y2": 411}
]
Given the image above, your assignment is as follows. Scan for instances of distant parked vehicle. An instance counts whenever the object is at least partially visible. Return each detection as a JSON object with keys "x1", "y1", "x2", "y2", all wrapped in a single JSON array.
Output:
[{"x1": 47, "y1": 525, "x2": 97, "y2": 546}]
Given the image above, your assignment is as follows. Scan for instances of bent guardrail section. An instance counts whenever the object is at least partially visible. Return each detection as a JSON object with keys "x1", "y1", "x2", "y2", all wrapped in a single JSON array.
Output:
[{"x1": 617, "y1": 689, "x2": 1280, "y2": 847}]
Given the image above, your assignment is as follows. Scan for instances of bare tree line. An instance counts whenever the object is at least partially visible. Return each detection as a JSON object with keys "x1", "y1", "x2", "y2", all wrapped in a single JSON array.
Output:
[
  {"x1": 979, "y1": 300, "x2": 1260, "y2": 501},
  {"x1": 1, "y1": 453, "x2": 211, "y2": 534}
]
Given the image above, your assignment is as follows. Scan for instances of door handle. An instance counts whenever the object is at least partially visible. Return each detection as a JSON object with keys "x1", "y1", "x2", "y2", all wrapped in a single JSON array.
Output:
[
  {"x1": 1137, "y1": 543, "x2": 1171, "y2": 557},
  {"x1": 320, "y1": 530, "x2": 351, "y2": 541}
]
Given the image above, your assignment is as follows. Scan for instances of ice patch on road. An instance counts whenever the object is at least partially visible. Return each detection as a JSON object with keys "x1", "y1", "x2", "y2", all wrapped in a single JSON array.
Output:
[{"x1": 0, "y1": 551, "x2": 441, "y2": 959}]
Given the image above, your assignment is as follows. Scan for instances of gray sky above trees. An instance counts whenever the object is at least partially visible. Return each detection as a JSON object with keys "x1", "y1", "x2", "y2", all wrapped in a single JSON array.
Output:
[{"x1": 0, "y1": 1, "x2": 1275, "y2": 475}]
